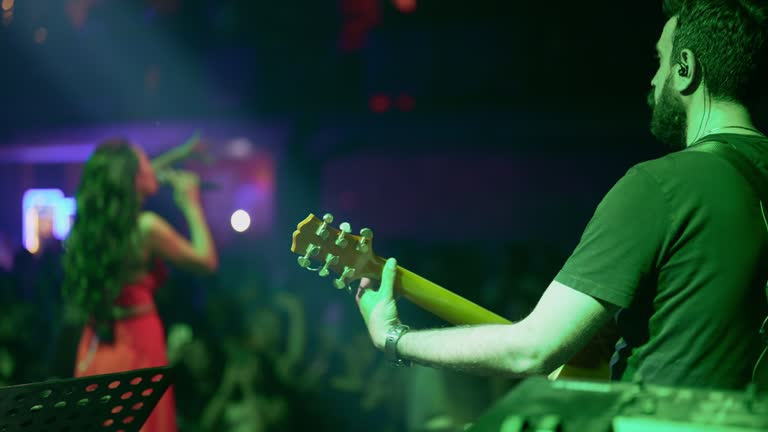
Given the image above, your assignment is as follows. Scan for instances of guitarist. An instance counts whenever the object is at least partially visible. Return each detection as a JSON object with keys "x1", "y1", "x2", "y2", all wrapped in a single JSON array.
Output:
[{"x1": 356, "y1": 0, "x2": 768, "y2": 390}]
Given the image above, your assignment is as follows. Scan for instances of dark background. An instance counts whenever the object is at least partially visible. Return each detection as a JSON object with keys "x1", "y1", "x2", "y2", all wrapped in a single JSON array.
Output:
[{"x1": 0, "y1": 0, "x2": 663, "y2": 137}]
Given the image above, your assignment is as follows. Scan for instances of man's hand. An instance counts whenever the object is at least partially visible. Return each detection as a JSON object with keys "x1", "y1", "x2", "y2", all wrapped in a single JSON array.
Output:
[{"x1": 356, "y1": 257, "x2": 401, "y2": 350}]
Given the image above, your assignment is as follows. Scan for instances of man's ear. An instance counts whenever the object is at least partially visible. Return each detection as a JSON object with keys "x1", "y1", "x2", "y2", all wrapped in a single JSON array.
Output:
[{"x1": 674, "y1": 49, "x2": 701, "y2": 96}]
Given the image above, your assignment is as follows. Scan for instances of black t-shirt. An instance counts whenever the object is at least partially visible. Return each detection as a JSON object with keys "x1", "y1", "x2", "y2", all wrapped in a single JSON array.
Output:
[{"x1": 556, "y1": 133, "x2": 768, "y2": 389}]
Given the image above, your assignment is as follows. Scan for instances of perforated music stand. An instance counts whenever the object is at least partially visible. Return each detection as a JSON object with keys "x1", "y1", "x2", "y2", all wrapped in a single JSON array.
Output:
[{"x1": 0, "y1": 366, "x2": 174, "y2": 432}]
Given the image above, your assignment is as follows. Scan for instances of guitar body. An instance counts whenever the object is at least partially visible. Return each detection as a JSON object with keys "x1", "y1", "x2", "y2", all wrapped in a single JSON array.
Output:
[
  {"x1": 291, "y1": 213, "x2": 613, "y2": 381},
  {"x1": 554, "y1": 324, "x2": 617, "y2": 380},
  {"x1": 555, "y1": 364, "x2": 611, "y2": 380}
]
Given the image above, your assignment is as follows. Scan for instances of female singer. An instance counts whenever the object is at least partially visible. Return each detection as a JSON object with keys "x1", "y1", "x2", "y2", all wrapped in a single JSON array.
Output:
[{"x1": 63, "y1": 138, "x2": 217, "y2": 432}]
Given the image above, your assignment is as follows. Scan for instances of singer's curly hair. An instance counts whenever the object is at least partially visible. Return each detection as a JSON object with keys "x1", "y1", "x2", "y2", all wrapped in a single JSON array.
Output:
[
  {"x1": 62, "y1": 139, "x2": 143, "y2": 325},
  {"x1": 662, "y1": 0, "x2": 768, "y2": 109}
]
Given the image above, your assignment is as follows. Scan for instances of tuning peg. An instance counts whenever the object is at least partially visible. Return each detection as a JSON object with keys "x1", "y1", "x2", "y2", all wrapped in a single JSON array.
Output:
[
  {"x1": 316, "y1": 213, "x2": 334, "y2": 240},
  {"x1": 356, "y1": 228, "x2": 373, "y2": 253},
  {"x1": 297, "y1": 244, "x2": 321, "y2": 268},
  {"x1": 318, "y1": 253, "x2": 339, "y2": 277},
  {"x1": 333, "y1": 266, "x2": 356, "y2": 290},
  {"x1": 335, "y1": 222, "x2": 351, "y2": 248}
]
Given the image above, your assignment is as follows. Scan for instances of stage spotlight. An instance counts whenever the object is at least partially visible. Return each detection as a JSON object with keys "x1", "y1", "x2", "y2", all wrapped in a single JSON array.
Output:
[
  {"x1": 393, "y1": 0, "x2": 416, "y2": 13},
  {"x1": 230, "y1": 209, "x2": 251, "y2": 232}
]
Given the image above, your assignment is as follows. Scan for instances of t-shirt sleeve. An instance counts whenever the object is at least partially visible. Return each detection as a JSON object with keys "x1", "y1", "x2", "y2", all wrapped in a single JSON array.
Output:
[{"x1": 555, "y1": 166, "x2": 669, "y2": 309}]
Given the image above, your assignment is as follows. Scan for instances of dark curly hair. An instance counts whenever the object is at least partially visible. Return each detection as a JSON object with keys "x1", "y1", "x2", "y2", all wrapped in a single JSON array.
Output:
[
  {"x1": 62, "y1": 139, "x2": 144, "y2": 336},
  {"x1": 662, "y1": 0, "x2": 768, "y2": 109}
]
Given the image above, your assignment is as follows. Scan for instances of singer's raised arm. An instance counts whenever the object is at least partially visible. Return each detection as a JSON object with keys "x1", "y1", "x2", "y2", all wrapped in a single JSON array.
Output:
[{"x1": 151, "y1": 132, "x2": 202, "y2": 171}]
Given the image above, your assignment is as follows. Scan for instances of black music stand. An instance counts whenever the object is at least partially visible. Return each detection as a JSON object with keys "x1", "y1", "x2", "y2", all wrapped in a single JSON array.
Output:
[{"x1": 0, "y1": 366, "x2": 174, "y2": 432}]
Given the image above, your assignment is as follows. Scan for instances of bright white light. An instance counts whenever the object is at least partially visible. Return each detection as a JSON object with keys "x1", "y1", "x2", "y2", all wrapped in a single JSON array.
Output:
[
  {"x1": 227, "y1": 137, "x2": 253, "y2": 158},
  {"x1": 22, "y1": 188, "x2": 75, "y2": 254},
  {"x1": 230, "y1": 210, "x2": 251, "y2": 232}
]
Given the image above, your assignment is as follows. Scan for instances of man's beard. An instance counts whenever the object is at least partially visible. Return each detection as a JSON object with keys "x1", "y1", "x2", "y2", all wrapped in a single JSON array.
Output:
[{"x1": 648, "y1": 75, "x2": 688, "y2": 151}]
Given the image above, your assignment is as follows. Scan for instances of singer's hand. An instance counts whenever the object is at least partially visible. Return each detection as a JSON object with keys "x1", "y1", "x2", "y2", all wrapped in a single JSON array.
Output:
[{"x1": 162, "y1": 169, "x2": 201, "y2": 206}]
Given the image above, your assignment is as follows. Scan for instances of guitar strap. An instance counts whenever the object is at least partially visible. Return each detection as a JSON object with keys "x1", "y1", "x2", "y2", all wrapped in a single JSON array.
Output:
[{"x1": 688, "y1": 139, "x2": 768, "y2": 389}]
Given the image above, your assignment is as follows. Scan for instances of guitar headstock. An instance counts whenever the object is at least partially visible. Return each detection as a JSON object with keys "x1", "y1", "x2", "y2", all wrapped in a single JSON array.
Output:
[{"x1": 291, "y1": 213, "x2": 383, "y2": 290}]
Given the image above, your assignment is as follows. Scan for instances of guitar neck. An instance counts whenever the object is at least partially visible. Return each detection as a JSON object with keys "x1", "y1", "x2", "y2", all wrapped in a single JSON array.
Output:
[
  {"x1": 290, "y1": 212, "x2": 608, "y2": 381},
  {"x1": 394, "y1": 265, "x2": 511, "y2": 326}
]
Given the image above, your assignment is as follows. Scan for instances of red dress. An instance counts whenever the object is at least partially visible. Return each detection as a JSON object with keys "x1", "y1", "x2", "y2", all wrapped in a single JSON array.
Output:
[{"x1": 75, "y1": 260, "x2": 177, "y2": 432}]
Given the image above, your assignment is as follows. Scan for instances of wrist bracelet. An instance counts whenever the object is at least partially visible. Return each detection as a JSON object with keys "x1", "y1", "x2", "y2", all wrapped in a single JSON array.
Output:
[{"x1": 384, "y1": 324, "x2": 412, "y2": 367}]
